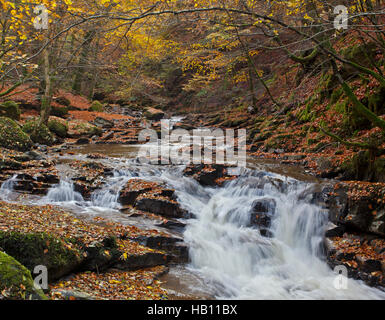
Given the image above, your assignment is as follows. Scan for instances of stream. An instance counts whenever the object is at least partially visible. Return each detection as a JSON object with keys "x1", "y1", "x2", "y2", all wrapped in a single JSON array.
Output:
[{"x1": 1, "y1": 138, "x2": 385, "y2": 300}]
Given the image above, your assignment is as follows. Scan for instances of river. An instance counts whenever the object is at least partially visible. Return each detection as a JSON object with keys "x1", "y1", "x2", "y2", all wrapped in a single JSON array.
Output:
[{"x1": 1, "y1": 140, "x2": 385, "y2": 300}]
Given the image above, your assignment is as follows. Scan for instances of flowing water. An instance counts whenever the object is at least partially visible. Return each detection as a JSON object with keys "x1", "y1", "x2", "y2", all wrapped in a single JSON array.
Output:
[{"x1": 1, "y1": 142, "x2": 385, "y2": 300}]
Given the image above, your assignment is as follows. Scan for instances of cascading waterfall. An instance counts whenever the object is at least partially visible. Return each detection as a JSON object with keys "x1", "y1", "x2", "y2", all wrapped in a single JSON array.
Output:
[
  {"x1": 44, "y1": 180, "x2": 84, "y2": 203},
  {"x1": 36, "y1": 154, "x2": 385, "y2": 299},
  {"x1": 161, "y1": 170, "x2": 385, "y2": 300},
  {"x1": 90, "y1": 170, "x2": 133, "y2": 208},
  {"x1": 0, "y1": 175, "x2": 18, "y2": 201}
]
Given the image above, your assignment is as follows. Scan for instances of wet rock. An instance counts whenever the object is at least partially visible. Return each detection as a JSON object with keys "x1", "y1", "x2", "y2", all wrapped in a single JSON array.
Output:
[
  {"x1": 356, "y1": 255, "x2": 383, "y2": 273},
  {"x1": 76, "y1": 138, "x2": 90, "y2": 145},
  {"x1": 249, "y1": 198, "x2": 276, "y2": 231},
  {"x1": 131, "y1": 236, "x2": 188, "y2": 263},
  {"x1": 118, "y1": 179, "x2": 161, "y2": 206},
  {"x1": 325, "y1": 224, "x2": 346, "y2": 238},
  {"x1": 156, "y1": 219, "x2": 186, "y2": 233},
  {"x1": 135, "y1": 197, "x2": 184, "y2": 218},
  {"x1": 144, "y1": 108, "x2": 165, "y2": 121},
  {"x1": 114, "y1": 252, "x2": 170, "y2": 271},
  {"x1": 93, "y1": 116, "x2": 114, "y2": 129},
  {"x1": 183, "y1": 164, "x2": 228, "y2": 187}
]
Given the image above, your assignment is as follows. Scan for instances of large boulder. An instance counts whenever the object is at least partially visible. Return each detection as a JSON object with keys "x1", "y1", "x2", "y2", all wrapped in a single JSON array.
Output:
[
  {"x1": 144, "y1": 107, "x2": 165, "y2": 121},
  {"x1": 48, "y1": 118, "x2": 68, "y2": 138},
  {"x1": 0, "y1": 251, "x2": 47, "y2": 300},
  {"x1": 67, "y1": 120, "x2": 102, "y2": 138},
  {"x1": 51, "y1": 105, "x2": 69, "y2": 118},
  {"x1": 0, "y1": 117, "x2": 32, "y2": 151},
  {"x1": 0, "y1": 231, "x2": 84, "y2": 282},
  {"x1": 0, "y1": 101, "x2": 21, "y2": 120},
  {"x1": 22, "y1": 120, "x2": 55, "y2": 146},
  {"x1": 89, "y1": 101, "x2": 104, "y2": 112}
]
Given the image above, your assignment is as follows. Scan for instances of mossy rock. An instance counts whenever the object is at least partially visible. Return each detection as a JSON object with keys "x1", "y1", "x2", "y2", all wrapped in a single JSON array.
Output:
[
  {"x1": 0, "y1": 117, "x2": 32, "y2": 151},
  {"x1": 54, "y1": 96, "x2": 71, "y2": 107},
  {"x1": 48, "y1": 119, "x2": 68, "y2": 138},
  {"x1": 144, "y1": 107, "x2": 165, "y2": 121},
  {"x1": 89, "y1": 101, "x2": 104, "y2": 112},
  {"x1": 0, "y1": 101, "x2": 21, "y2": 120},
  {"x1": 23, "y1": 121, "x2": 55, "y2": 146},
  {"x1": 0, "y1": 251, "x2": 47, "y2": 300},
  {"x1": 51, "y1": 105, "x2": 69, "y2": 118},
  {"x1": 0, "y1": 232, "x2": 84, "y2": 282}
]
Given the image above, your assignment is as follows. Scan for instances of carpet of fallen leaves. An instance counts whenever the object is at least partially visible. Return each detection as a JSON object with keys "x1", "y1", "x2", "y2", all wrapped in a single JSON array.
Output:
[
  {"x1": 50, "y1": 266, "x2": 168, "y2": 300},
  {"x1": 0, "y1": 201, "x2": 163, "y2": 254},
  {"x1": 329, "y1": 234, "x2": 385, "y2": 280}
]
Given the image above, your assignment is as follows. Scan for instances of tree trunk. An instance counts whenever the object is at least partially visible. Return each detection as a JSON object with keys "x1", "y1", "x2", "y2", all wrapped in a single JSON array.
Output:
[{"x1": 38, "y1": 47, "x2": 52, "y2": 127}]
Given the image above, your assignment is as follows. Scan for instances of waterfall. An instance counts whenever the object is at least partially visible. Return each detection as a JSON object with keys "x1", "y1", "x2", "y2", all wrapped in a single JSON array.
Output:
[
  {"x1": 0, "y1": 175, "x2": 18, "y2": 201},
  {"x1": 44, "y1": 180, "x2": 84, "y2": 203},
  {"x1": 161, "y1": 170, "x2": 385, "y2": 300},
  {"x1": 90, "y1": 170, "x2": 133, "y2": 208}
]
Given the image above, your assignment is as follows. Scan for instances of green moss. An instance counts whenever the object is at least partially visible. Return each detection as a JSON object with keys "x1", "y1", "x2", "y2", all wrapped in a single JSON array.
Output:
[
  {"x1": 330, "y1": 87, "x2": 344, "y2": 105},
  {"x1": 51, "y1": 105, "x2": 69, "y2": 118},
  {"x1": 0, "y1": 251, "x2": 47, "y2": 300},
  {"x1": 48, "y1": 120, "x2": 68, "y2": 138},
  {"x1": 0, "y1": 101, "x2": 21, "y2": 120},
  {"x1": 0, "y1": 232, "x2": 83, "y2": 282},
  {"x1": 74, "y1": 122, "x2": 102, "y2": 137},
  {"x1": 23, "y1": 121, "x2": 54, "y2": 146},
  {"x1": 89, "y1": 100, "x2": 104, "y2": 112},
  {"x1": 0, "y1": 117, "x2": 32, "y2": 151}
]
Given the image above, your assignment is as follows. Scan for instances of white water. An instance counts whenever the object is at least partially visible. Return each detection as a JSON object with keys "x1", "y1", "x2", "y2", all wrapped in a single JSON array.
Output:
[
  {"x1": 0, "y1": 175, "x2": 18, "y2": 201},
  {"x1": 31, "y1": 159, "x2": 385, "y2": 299},
  {"x1": 160, "y1": 170, "x2": 385, "y2": 300},
  {"x1": 44, "y1": 180, "x2": 84, "y2": 203}
]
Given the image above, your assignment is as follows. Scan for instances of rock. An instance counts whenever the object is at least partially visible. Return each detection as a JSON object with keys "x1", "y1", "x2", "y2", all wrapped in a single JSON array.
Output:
[
  {"x1": 118, "y1": 179, "x2": 161, "y2": 206},
  {"x1": 183, "y1": 164, "x2": 227, "y2": 187},
  {"x1": 89, "y1": 101, "x2": 104, "y2": 112},
  {"x1": 48, "y1": 119, "x2": 68, "y2": 138},
  {"x1": 54, "y1": 96, "x2": 71, "y2": 107},
  {"x1": 250, "y1": 198, "x2": 276, "y2": 230},
  {"x1": 93, "y1": 117, "x2": 114, "y2": 129},
  {"x1": 325, "y1": 224, "x2": 346, "y2": 238},
  {"x1": 0, "y1": 101, "x2": 20, "y2": 120},
  {"x1": 81, "y1": 237, "x2": 121, "y2": 272},
  {"x1": 132, "y1": 236, "x2": 188, "y2": 263},
  {"x1": 51, "y1": 106, "x2": 69, "y2": 118},
  {"x1": 76, "y1": 138, "x2": 90, "y2": 145},
  {"x1": 356, "y1": 255, "x2": 383, "y2": 273},
  {"x1": 114, "y1": 252, "x2": 170, "y2": 271},
  {"x1": 0, "y1": 251, "x2": 47, "y2": 300},
  {"x1": 144, "y1": 108, "x2": 165, "y2": 121},
  {"x1": 22, "y1": 121, "x2": 55, "y2": 146},
  {"x1": 135, "y1": 197, "x2": 184, "y2": 218},
  {"x1": 156, "y1": 219, "x2": 186, "y2": 232},
  {"x1": 0, "y1": 117, "x2": 32, "y2": 151},
  {"x1": 51, "y1": 289, "x2": 95, "y2": 300},
  {"x1": 369, "y1": 210, "x2": 385, "y2": 236},
  {"x1": 102, "y1": 132, "x2": 114, "y2": 141},
  {"x1": 67, "y1": 120, "x2": 103, "y2": 138},
  {"x1": 0, "y1": 231, "x2": 84, "y2": 282}
]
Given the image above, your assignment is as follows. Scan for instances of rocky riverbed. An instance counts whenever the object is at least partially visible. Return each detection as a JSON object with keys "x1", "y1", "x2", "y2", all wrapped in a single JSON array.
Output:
[{"x1": 0, "y1": 105, "x2": 384, "y2": 299}]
